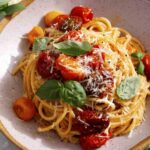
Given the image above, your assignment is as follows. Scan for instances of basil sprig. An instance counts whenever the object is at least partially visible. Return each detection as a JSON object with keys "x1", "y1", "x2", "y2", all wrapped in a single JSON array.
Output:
[
  {"x1": 0, "y1": 3, "x2": 25, "y2": 18},
  {"x1": 36, "y1": 80, "x2": 63, "y2": 100},
  {"x1": 32, "y1": 37, "x2": 51, "y2": 51},
  {"x1": 144, "y1": 145, "x2": 150, "y2": 150},
  {"x1": 36, "y1": 80, "x2": 87, "y2": 107},
  {"x1": 131, "y1": 52, "x2": 144, "y2": 60},
  {"x1": 0, "y1": 0, "x2": 10, "y2": 7},
  {"x1": 116, "y1": 77, "x2": 140, "y2": 100},
  {"x1": 53, "y1": 40, "x2": 92, "y2": 56},
  {"x1": 131, "y1": 52, "x2": 145, "y2": 75},
  {"x1": 60, "y1": 81, "x2": 86, "y2": 106}
]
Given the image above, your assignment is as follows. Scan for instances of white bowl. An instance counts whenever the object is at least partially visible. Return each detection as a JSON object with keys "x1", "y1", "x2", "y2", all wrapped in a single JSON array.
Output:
[{"x1": 0, "y1": 0, "x2": 150, "y2": 150}]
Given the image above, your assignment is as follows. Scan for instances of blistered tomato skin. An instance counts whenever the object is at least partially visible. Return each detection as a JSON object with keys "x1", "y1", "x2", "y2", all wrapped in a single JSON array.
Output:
[
  {"x1": 51, "y1": 15, "x2": 69, "y2": 29},
  {"x1": 59, "y1": 16, "x2": 83, "y2": 32},
  {"x1": 70, "y1": 6, "x2": 94, "y2": 23},
  {"x1": 80, "y1": 133, "x2": 111, "y2": 150},
  {"x1": 58, "y1": 30, "x2": 85, "y2": 42},
  {"x1": 142, "y1": 53, "x2": 150, "y2": 80},
  {"x1": 86, "y1": 45, "x2": 105, "y2": 70},
  {"x1": 37, "y1": 52, "x2": 60, "y2": 79},
  {"x1": 73, "y1": 109, "x2": 109, "y2": 135}
]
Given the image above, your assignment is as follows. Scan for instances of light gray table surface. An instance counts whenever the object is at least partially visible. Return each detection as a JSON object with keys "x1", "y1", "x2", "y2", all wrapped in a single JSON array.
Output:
[{"x1": 0, "y1": 132, "x2": 19, "y2": 150}]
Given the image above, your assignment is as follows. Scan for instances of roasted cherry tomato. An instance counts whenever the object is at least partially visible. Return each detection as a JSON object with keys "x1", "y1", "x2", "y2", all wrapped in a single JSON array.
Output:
[
  {"x1": 142, "y1": 53, "x2": 150, "y2": 80},
  {"x1": 51, "y1": 14, "x2": 69, "y2": 29},
  {"x1": 60, "y1": 16, "x2": 83, "y2": 32},
  {"x1": 58, "y1": 30, "x2": 85, "y2": 42},
  {"x1": 86, "y1": 45, "x2": 105, "y2": 69},
  {"x1": 37, "y1": 51, "x2": 60, "y2": 79},
  {"x1": 70, "y1": 6, "x2": 93, "y2": 23},
  {"x1": 73, "y1": 109, "x2": 109, "y2": 135},
  {"x1": 13, "y1": 97, "x2": 36, "y2": 121},
  {"x1": 56, "y1": 54, "x2": 85, "y2": 80},
  {"x1": 80, "y1": 132, "x2": 111, "y2": 150}
]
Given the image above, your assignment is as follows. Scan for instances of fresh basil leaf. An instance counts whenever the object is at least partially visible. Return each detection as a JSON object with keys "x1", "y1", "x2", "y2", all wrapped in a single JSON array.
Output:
[
  {"x1": 36, "y1": 80, "x2": 63, "y2": 100},
  {"x1": 131, "y1": 52, "x2": 144, "y2": 60},
  {"x1": 116, "y1": 77, "x2": 140, "y2": 100},
  {"x1": 32, "y1": 37, "x2": 50, "y2": 51},
  {"x1": 0, "y1": 0, "x2": 10, "y2": 7},
  {"x1": 0, "y1": 11, "x2": 6, "y2": 18},
  {"x1": 137, "y1": 61, "x2": 144, "y2": 75},
  {"x1": 0, "y1": 3, "x2": 8, "y2": 10},
  {"x1": 53, "y1": 40, "x2": 92, "y2": 56},
  {"x1": 60, "y1": 80, "x2": 86, "y2": 106},
  {"x1": 144, "y1": 145, "x2": 150, "y2": 150},
  {"x1": 1, "y1": 3, "x2": 25, "y2": 16}
]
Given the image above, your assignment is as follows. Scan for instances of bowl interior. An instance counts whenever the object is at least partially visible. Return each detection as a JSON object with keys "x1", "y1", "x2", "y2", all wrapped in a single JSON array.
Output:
[{"x1": 0, "y1": 0, "x2": 150, "y2": 150}]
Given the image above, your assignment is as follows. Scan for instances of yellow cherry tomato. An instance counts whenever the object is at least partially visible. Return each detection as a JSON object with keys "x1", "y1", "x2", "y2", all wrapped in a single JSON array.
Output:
[{"x1": 44, "y1": 11, "x2": 63, "y2": 26}]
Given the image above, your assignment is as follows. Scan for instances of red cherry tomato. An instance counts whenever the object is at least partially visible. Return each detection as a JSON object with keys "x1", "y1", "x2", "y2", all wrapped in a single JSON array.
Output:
[
  {"x1": 86, "y1": 45, "x2": 105, "y2": 69},
  {"x1": 51, "y1": 14, "x2": 69, "y2": 29},
  {"x1": 58, "y1": 30, "x2": 86, "y2": 42},
  {"x1": 13, "y1": 97, "x2": 36, "y2": 121},
  {"x1": 73, "y1": 109, "x2": 109, "y2": 135},
  {"x1": 59, "y1": 16, "x2": 83, "y2": 32},
  {"x1": 80, "y1": 132, "x2": 111, "y2": 150},
  {"x1": 37, "y1": 51, "x2": 60, "y2": 79},
  {"x1": 142, "y1": 53, "x2": 150, "y2": 80},
  {"x1": 70, "y1": 6, "x2": 93, "y2": 23}
]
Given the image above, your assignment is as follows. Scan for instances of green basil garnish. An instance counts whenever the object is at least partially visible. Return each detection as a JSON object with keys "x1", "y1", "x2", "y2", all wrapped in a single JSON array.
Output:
[
  {"x1": 116, "y1": 77, "x2": 140, "y2": 100},
  {"x1": 60, "y1": 80, "x2": 86, "y2": 106},
  {"x1": 53, "y1": 40, "x2": 92, "y2": 56},
  {"x1": 144, "y1": 145, "x2": 150, "y2": 150},
  {"x1": 0, "y1": 0, "x2": 10, "y2": 7},
  {"x1": 32, "y1": 37, "x2": 50, "y2": 51},
  {"x1": 137, "y1": 61, "x2": 144, "y2": 75},
  {"x1": 0, "y1": 3, "x2": 25, "y2": 17},
  {"x1": 0, "y1": 3, "x2": 8, "y2": 10},
  {"x1": 131, "y1": 52, "x2": 144, "y2": 60},
  {"x1": 36, "y1": 79, "x2": 87, "y2": 107},
  {"x1": 36, "y1": 80, "x2": 63, "y2": 100}
]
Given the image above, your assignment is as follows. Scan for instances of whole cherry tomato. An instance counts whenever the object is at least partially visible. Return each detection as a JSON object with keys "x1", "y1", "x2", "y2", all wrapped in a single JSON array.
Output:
[
  {"x1": 70, "y1": 6, "x2": 93, "y2": 23},
  {"x1": 13, "y1": 97, "x2": 36, "y2": 121},
  {"x1": 58, "y1": 30, "x2": 85, "y2": 42},
  {"x1": 80, "y1": 132, "x2": 111, "y2": 150},
  {"x1": 142, "y1": 53, "x2": 150, "y2": 80},
  {"x1": 60, "y1": 16, "x2": 83, "y2": 32},
  {"x1": 51, "y1": 14, "x2": 69, "y2": 29},
  {"x1": 37, "y1": 51, "x2": 60, "y2": 79}
]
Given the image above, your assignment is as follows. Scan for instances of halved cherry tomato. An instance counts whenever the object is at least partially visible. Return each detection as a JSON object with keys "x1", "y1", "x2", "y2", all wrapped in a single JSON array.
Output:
[
  {"x1": 142, "y1": 53, "x2": 150, "y2": 80},
  {"x1": 13, "y1": 97, "x2": 36, "y2": 121},
  {"x1": 56, "y1": 54, "x2": 85, "y2": 80},
  {"x1": 70, "y1": 6, "x2": 93, "y2": 23},
  {"x1": 58, "y1": 30, "x2": 85, "y2": 42},
  {"x1": 51, "y1": 14, "x2": 69, "y2": 29}
]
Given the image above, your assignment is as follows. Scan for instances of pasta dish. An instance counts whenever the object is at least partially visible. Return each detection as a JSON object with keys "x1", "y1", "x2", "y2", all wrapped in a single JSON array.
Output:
[{"x1": 12, "y1": 6, "x2": 150, "y2": 150}]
